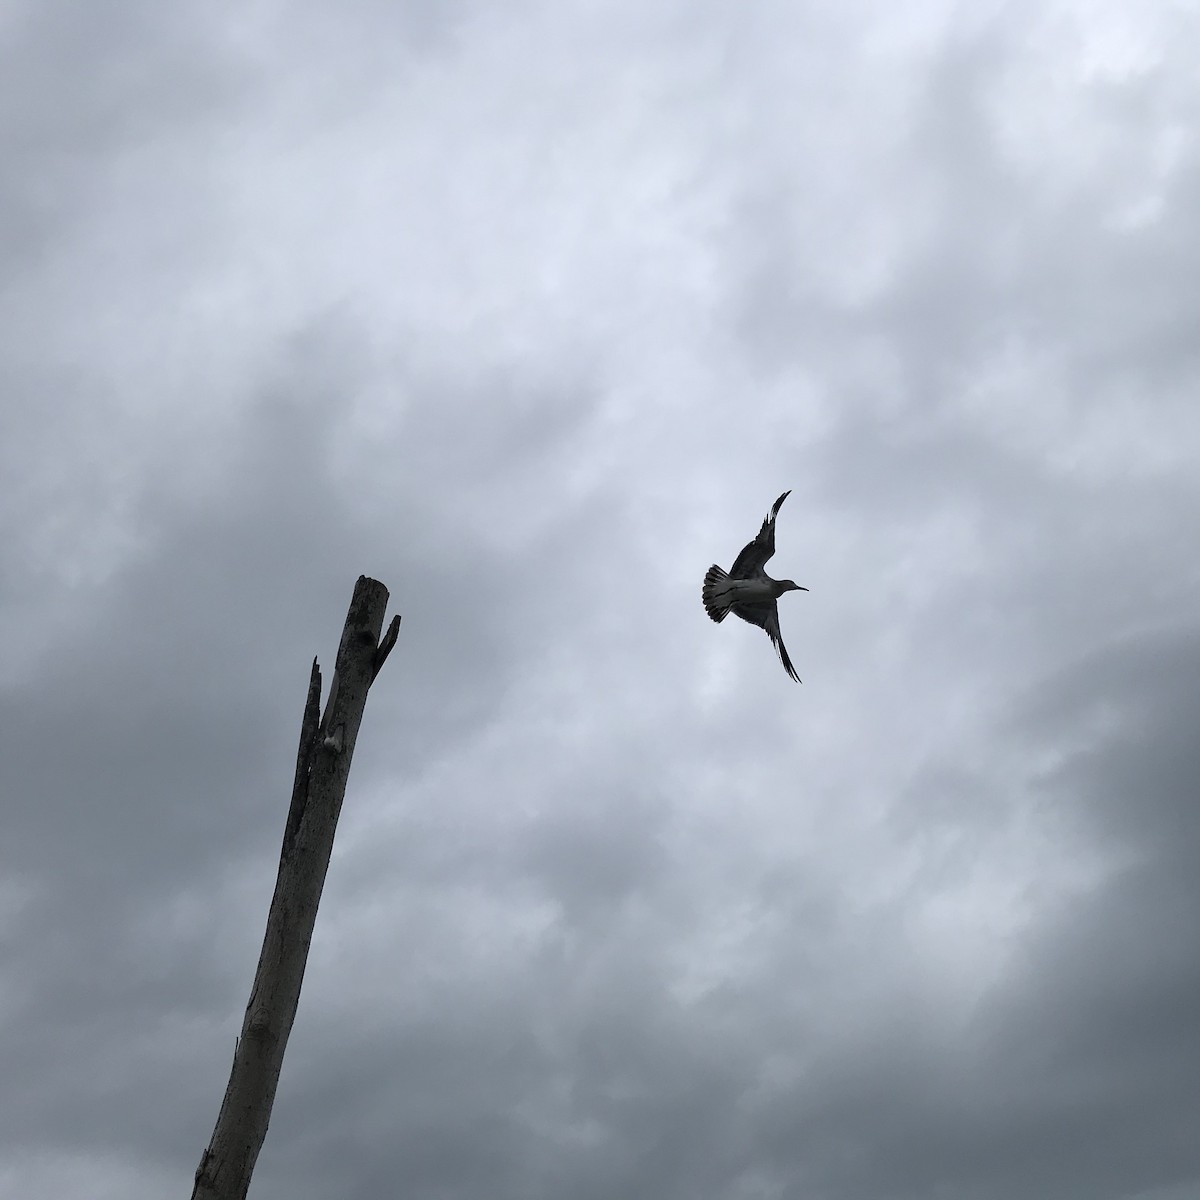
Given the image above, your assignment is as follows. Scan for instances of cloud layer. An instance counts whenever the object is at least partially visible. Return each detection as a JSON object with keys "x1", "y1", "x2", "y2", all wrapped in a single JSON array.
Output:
[{"x1": 3, "y1": 2, "x2": 1199, "y2": 1197}]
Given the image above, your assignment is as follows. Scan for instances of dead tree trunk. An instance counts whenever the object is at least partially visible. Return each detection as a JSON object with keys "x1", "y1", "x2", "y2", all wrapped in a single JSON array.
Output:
[{"x1": 191, "y1": 576, "x2": 401, "y2": 1200}]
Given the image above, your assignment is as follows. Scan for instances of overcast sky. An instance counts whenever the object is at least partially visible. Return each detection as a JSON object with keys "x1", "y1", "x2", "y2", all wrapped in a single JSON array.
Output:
[{"x1": 4, "y1": 2, "x2": 1200, "y2": 1198}]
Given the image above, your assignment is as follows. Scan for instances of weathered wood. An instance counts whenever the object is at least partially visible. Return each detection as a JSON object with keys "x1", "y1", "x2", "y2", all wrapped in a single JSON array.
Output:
[
  {"x1": 192, "y1": 577, "x2": 398, "y2": 1200},
  {"x1": 372, "y1": 614, "x2": 402, "y2": 681}
]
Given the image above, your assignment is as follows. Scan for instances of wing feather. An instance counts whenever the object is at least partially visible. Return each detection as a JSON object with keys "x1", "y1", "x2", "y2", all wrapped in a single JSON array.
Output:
[
  {"x1": 731, "y1": 598, "x2": 802, "y2": 683},
  {"x1": 729, "y1": 490, "x2": 791, "y2": 578}
]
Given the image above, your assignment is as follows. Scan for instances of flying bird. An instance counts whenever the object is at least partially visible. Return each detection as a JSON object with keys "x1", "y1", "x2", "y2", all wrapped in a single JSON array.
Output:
[{"x1": 702, "y1": 490, "x2": 808, "y2": 682}]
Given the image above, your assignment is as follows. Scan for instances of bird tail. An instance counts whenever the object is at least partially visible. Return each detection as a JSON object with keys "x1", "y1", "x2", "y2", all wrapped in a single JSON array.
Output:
[{"x1": 702, "y1": 565, "x2": 734, "y2": 623}]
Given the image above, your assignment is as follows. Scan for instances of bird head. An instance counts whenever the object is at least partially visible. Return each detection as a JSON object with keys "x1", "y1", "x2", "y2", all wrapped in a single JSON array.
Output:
[{"x1": 781, "y1": 580, "x2": 808, "y2": 593}]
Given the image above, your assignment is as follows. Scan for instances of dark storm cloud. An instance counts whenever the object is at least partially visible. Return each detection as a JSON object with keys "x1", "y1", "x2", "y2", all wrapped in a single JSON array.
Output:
[
  {"x1": 793, "y1": 626, "x2": 1200, "y2": 1200},
  {"x1": 0, "y1": 308, "x2": 606, "y2": 1193},
  {"x1": 927, "y1": 627, "x2": 1200, "y2": 1200},
  {"x1": 1024, "y1": 626, "x2": 1200, "y2": 860},
  {"x1": 605, "y1": 621, "x2": 1200, "y2": 1200},
  {"x1": 0, "y1": 342, "x2": 369, "y2": 1189}
]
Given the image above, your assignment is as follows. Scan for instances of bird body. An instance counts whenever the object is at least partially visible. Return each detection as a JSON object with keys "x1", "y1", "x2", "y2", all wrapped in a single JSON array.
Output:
[
  {"x1": 702, "y1": 491, "x2": 807, "y2": 682},
  {"x1": 703, "y1": 570, "x2": 791, "y2": 611}
]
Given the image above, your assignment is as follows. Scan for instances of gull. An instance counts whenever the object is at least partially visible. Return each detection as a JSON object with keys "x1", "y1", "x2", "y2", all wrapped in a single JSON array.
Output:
[{"x1": 702, "y1": 490, "x2": 808, "y2": 682}]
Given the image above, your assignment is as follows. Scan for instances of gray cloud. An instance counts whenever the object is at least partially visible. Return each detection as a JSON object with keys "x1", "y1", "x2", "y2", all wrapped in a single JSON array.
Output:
[{"x1": 3, "y1": 3, "x2": 1199, "y2": 1199}]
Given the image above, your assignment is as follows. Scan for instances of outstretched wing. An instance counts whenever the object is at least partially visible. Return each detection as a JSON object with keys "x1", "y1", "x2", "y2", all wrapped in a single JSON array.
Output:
[
  {"x1": 729, "y1": 490, "x2": 791, "y2": 579},
  {"x1": 731, "y1": 599, "x2": 802, "y2": 683}
]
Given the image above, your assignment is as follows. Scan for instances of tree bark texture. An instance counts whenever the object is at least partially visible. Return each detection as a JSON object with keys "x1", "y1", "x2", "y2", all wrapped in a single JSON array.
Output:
[{"x1": 192, "y1": 576, "x2": 401, "y2": 1200}]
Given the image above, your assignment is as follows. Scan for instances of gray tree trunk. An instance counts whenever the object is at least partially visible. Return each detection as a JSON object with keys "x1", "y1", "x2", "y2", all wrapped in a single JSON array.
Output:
[{"x1": 191, "y1": 576, "x2": 401, "y2": 1200}]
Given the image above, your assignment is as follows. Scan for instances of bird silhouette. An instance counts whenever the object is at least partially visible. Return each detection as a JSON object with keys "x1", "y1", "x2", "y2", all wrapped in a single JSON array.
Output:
[{"x1": 702, "y1": 490, "x2": 807, "y2": 682}]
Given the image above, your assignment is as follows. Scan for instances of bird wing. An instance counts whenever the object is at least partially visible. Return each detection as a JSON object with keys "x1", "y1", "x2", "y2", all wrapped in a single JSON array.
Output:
[
  {"x1": 731, "y1": 599, "x2": 802, "y2": 683},
  {"x1": 729, "y1": 490, "x2": 791, "y2": 578}
]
